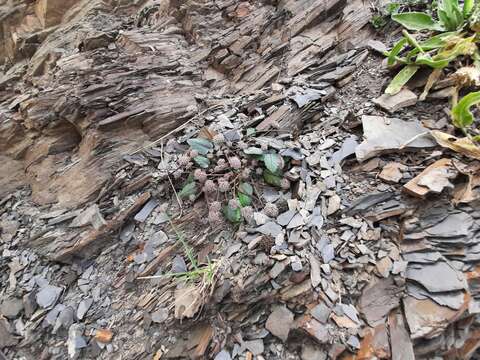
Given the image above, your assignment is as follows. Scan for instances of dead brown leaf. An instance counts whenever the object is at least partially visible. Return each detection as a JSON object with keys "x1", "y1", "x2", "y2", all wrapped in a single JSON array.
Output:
[
  {"x1": 198, "y1": 127, "x2": 217, "y2": 140},
  {"x1": 404, "y1": 158, "x2": 457, "y2": 198},
  {"x1": 95, "y1": 329, "x2": 113, "y2": 343},
  {"x1": 420, "y1": 68, "x2": 442, "y2": 101},
  {"x1": 453, "y1": 161, "x2": 480, "y2": 204},
  {"x1": 174, "y1": 285, "x2": 203, "y2": 319},
  {"x1": 431, "y1": 131, "x2": 480, "y2": 160}
]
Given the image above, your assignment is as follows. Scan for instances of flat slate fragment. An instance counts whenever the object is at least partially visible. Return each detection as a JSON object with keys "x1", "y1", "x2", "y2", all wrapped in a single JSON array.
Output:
[
  {"x1": 214, "y1": 350, "x2": 232, "y2": 360},
  {"x1": 36, "y1": 285, "x2": 62, "y2": 309},
  {"x1": 403, "y1": 296, "x2": 461, "y2": 339},
  {"x1": 265, "y1": 306, "x2": 294, "y2": 341},
  {"x1": 244, "y1": 339, "x2": 264, "y2": 356},
  {"x1": 277, "y1": 210, "x2": 296, "y2": 226},
  {"x1": 373, "y1": 88, "x2": 417, "y2": 113},
  {"x1": 309, "y1": 254, "x2": 321, "y2": 288},
  {"x1": 388, "y1": 311, "x2": 415, "y2": 360},
  {"x1": 330, "y1": 136, "x2": 358, "y2": 164},
  {"x1": 0, "y1": 317, "x2": 18, "y2": 348},
  {"x1": 311, "y1": 302, "x2": 331, "y2": 323},
  {"x1": 406, "y1": 261, "x2": 465, "y2": 293},
  {"x1": 407, "y1": 283, "x2": 465, "y2": 310},
  {"x1": 256, "y1": 221, "x2": 283, "y2": 237},
  {"x1": 345, "y1": 191, "x2": 393, "y2": 215},
  {"x1": 77, "y1": 298, "x2": 93, "y2": 320},
  {"x1": 355, "y1": 115, "x2": 436, "y2": 162},
  {"x1": 358, "y1": 277, "x2": 401, "y2": 327},
  {"x1": 0, "y1": 298, "x2": 23, "y2": 319},
  {"x1": 424, "y1": 212, "x2": 473, "y2": 238},
  {"x1": 134, "y1": 198, "x2": 159, "y2": 222}
]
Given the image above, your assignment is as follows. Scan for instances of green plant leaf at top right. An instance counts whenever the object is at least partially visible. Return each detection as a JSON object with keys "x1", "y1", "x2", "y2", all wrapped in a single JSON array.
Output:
[
  {"x1": 451, "y1": 91, "x2": 480, "y2": 128},
  {"x1": 392, "y1": 12, "x2": 445, "y2": 31}
]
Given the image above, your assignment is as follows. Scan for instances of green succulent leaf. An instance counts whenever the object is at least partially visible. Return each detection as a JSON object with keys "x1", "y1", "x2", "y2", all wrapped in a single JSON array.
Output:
[
  {"x1": 438, "y1": 8, "x2": 455, "y2": 30},
  {"x1": 437, "y1": 36, "x2": 477, "y2": 59},
  {"x1": 415, "y1": 54, "x2": 451, "y2": 68},
  {"x1": 193, "y1": 156, "x2": 210, "y2": 168},
  {"x1": 421, "y1": 31, "x2": 460, "y2": 49},
  {"x1": 464, "y1": 0, "x2": 475, "y2": 18},
  {"x1": 392, "y1": 12, "x2": 444, "y2": 31},
  {"x1": 407, "y1": 32, "x2": 461, "y2": 59},
  {"x1": 387, "y1": 38, "x2": 408, "y2": 66},
  {"x1": 178, "y1": 182, "x2": 197, "y2": 199},
  {"x1": 238, "y1": 182, "x2": 253, "y2": 206},
  {"x1": 403, "y1": 30, "x2": 424, "y2": 53},
  {"x1": 263, "y1": 153, "x2": 284, "y2": 174},
  {"x1": 238, "y1": 193, "x2": 252, "y2": 206},
  {"x1": 239, "y1": 182, "x2": 253, "y2": 196},
  {"x1": 452, "y1": 5, "x2": 464, "y2": 26},
  {"x1": 187, "y1": 138, "x2": 213, "y2": 155},
  {"x1": 451, "y1": 91, "x2": 480, "y2": 128},
  {"x1": 385, "y1": 65, "x2": 420, "y2": 95},
  {"x1": 464, "y1": 0, "x2": 475, "y2": 17},
  {"x1": 438, "y1": 0, "x2": 464, "y2": 30},
  {"x1": 224, "y1": 204, "x2": 242, "y2": 223},
  {"x1": 263, "y1": 170, "x2": 283, "y2": 187}
]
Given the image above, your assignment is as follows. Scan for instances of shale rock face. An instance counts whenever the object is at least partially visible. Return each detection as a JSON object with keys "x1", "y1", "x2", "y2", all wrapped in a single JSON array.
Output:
[
  {"x1": 4, "y1": 2, "x2": 480, "y2": 360},
  {"x1": 0, "y1": 0, "x2": 370, "y2": 207}
]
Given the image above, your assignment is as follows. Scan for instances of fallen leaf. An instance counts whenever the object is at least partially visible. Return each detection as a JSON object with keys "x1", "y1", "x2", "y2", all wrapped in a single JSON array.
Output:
[
  {"x1": 453, "y1": 66, "x2": 480, "y2": 87},
  {"x1": 404, "y1": 158, "x2": 457, "y2": 198},
  {"x1": 174, "y1": 285, "x2": 203, "y2": 319},
  {"x1": 431, "y1": 131, "x2": 480, "y2": 160},
  {"x1": 95, "y1": 329, "x2": 113, "y2": 343},
  {"x1": 198, "y1": 127, "x2": 217, "y2": 140},
  {"x1": 187, "y1": 138, "x2": 213, "y2": 155},
  {"x1": 419, "y1": 68, "x2": 442, "y2": 101},
  {"x1": 453, "y1": 161, "x2": 480, "y2": 204},
  {"x1": 192, "y1": 324, "x2": 214, "y2": 358}
]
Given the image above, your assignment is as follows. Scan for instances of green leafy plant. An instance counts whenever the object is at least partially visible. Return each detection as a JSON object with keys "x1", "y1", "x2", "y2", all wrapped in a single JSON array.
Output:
[
  {"x1": 392, "y1": 0, "x2": 474, "y2": 31},
  {"x1": 384, "y1": 0, "x2": 480, "y2": 136},
  {"x1": 177, "y1": 134, "x2": 289, "y2": 225},
  {"x1": 371, "y1": 14, "x2": 388, "y2": 29},
  {"x1": 452, "y1": 90, "x2": 480, "y2": 128}
]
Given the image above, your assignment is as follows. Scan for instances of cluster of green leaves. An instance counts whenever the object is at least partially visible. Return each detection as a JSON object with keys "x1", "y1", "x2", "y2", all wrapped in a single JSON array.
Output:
[
  {"x1": 245, "y1": 148, "x2": 285, "y2": 187},
  {"x1": 223, "y1": 182, "x2": 253, "y2": 223},
  {"x1": 187, "y1": 138, "x2": 212, "y2": 168},
  {"x1": 385, "y1": 0, "x2": 480, "y2": 135},
  {"x1": 392, "y1": 0, "x2": 474, "y2": 31},
  {"x1": 371, "y1": 3, "x2": 400, "y2": 29},
  {"x1": 452, "y1": 91, "x2": 480, "y2": 132},
  {"x1": 178, "y1": 135, "x2": 287, "y2": 224},
  {"x1": 370, "y1": 0, "x2": 432, "y2": 29}
]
